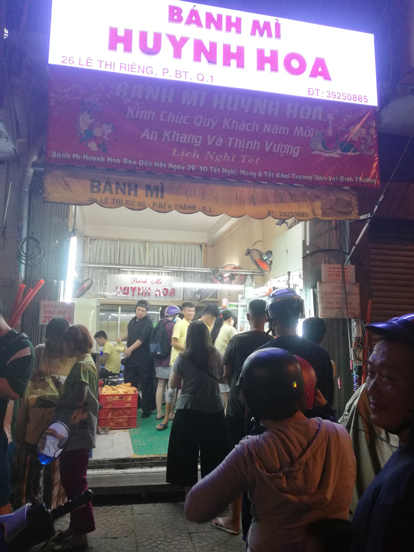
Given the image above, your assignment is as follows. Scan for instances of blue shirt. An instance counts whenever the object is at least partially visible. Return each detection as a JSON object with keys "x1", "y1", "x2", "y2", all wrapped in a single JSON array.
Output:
[{"x1": 351, "y1": 443, "x2": 414, "y2": 552}]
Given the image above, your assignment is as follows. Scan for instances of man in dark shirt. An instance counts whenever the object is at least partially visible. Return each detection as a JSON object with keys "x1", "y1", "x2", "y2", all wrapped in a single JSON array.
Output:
[
  {"x1": 118, "y1": 300, "x2": 154, "y2": 418},
  {"x1": 0, "y1": 299, "x2": 35, "y2": 514},
  {"x1": 259, "y1": 289, "x2": 334, "y2": 406},
  {"x1": 213, "y1": 299, "x2": 273, "y2": 535},
  {"x1": 351, "y1": 313, "x2": 414, "y2": 552}
]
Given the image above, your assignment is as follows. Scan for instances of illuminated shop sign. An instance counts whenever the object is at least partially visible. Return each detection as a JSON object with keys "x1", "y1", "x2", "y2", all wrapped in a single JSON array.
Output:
[
  {"x1": 48, "y1": 0, "x2": 377, "y2": 106},
  {"x1": 107, "y1": 274, "x2": 183, "y2": 301}
]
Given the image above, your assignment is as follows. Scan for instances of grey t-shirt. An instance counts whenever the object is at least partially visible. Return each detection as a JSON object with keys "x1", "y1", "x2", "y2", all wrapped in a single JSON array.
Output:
[{"x1": 173, "y1": 350, "x2": 224, "y2": 414}]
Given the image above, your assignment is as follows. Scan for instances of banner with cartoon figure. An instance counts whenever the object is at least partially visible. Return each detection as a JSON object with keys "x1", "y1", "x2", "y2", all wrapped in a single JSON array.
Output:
[{"x1": 46, "y1": 66, "x2": 379, "y2": 188}]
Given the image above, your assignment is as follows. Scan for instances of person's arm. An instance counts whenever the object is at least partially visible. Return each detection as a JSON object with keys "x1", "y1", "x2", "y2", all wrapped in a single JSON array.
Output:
[
  {"x1": 100, "y1": 353, "x2": 109, "y2": 366},
  {"x1": 30, "y1": 345, "x2": 44, "y2": 380},
  {"x1": 124, "y1": 319, "x2": 153, "y2": 357},
  {"x1": 171, "y1": 320, "x2": 186, "y2": 351},
  {"x1": 311, "y1": 389, "x2": 337, "y2": 422},
  {"x1": 222, "y1": 339, "x2": 235, "y2": 387},
  {"x1": 331, "y1": 360, "x2": 337, "y2": 378},
  {"x1": 169, "y1": 370, "x2": 181, "y2": 390},
  {"x1": 124, "y1": 339, "x2": 142, "y2": 357},
  {"x1": 0, "y1": 379, "x2": 19, "y2": 400},
  {"x1": 214, "y1": 351, "x2": 227, "y2": 384},
  {"x1": 229, "y1": 327, "x2": 238, "y2": 338},
  {"x1": 169, "y1": 355, "x2": 183, "y2": 390},
  {"x1": 57, "y1": 381, "x2": 88, "y2": 409},
  {"x1": 171, "y1": 337, "x2": 186, "y2": 351},
  {"x1": 223, "y1": 365, "x2": 233, "y2": 386},
  {"x1": 0, "y1": 346, "x2": 34, "y2": 400},
  {"x1": 185, "y1": 445, "x2": 249, "y2": 522}
]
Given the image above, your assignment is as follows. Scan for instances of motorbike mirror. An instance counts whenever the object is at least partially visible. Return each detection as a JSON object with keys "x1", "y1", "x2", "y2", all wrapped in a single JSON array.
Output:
[{"x1": 37, "y1": 422, "x2": 70, "y2": 465}]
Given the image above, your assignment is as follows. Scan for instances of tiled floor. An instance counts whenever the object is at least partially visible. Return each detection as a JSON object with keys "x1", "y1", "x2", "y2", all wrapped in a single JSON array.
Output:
[
  {"x1": 93, "y1": 430, "x2": 134, "y2": 459},
  {"x1": 92, "y1": 409, "x2": 170, "y2": 460},
  {"x1": 52, "y1": 502, "x2": 244, "y2": 551}
]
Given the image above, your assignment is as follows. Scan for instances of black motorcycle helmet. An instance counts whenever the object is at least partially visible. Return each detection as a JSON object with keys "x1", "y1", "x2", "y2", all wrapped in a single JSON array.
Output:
[
  {"x1": 240, "y1": 348, "x2": 306, "y2": 421},
  {"x1": 266, "y1": 288, "x2": 304, "y2": 333}
]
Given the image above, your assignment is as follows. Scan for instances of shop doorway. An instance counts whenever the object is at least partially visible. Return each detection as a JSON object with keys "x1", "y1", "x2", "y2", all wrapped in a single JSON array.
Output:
[{"x1": 67, "y1": 202, "x2": 302, "y2": 463}]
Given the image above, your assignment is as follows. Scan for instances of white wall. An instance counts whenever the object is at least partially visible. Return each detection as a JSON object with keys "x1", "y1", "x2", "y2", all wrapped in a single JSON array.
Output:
[
  {"x1": 205, "y1": 216, "x2": 290, "y2": 302},
  {"x1": 271, "y1": 223, "x2": 304, "y2": 278},
  {"x1": 82, "y1": 224, "x2": 208, "y2": 243}
]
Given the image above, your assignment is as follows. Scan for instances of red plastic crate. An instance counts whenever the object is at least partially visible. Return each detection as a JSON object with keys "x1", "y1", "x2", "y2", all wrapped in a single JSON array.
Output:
[
  {"x1": 99, "y1": 391, "x2": 138, "y2": 409},
  {"x1": 99, "y1": 412, "x2": 137, "y2": 429},
  {"x1": 98, "y1": 390, "x2": 138, "y2": 429}
]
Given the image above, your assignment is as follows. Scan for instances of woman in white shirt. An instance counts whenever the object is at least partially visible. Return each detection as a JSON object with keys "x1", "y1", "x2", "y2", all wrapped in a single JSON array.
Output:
[{"x1": 211, "y1": 310, "x2": 237, "y2": 410}]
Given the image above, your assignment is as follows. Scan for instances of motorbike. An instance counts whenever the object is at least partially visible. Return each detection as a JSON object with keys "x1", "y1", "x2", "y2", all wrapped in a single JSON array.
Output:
[{"x1": 0, "y1": 422, "x2": 93, "y2": 552}]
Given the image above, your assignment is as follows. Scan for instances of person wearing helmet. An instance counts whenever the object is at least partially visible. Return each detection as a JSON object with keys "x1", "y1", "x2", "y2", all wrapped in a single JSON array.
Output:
[
  {"x1": 259, "y1": 288, "x2": 334, "y2": 407},
  {"x1": 185, "y1": 348, "x2": 356, "y2": 552},
  {"x1": 154, "y1": 306, "x2": 181, "y2": 421},
  {"x1": 117, "y1": 300, "x2": 154, "y2": 418},
  {"x1": 351, "y1": 314, "x2": 414, "y2": 552}
]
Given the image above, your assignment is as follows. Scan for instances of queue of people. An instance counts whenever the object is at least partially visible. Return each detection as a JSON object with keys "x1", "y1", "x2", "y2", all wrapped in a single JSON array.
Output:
[
  {"x1": 162, "y1": 291, "x2": 414, "y2": 552},
  {"x1": 2, "y1": 291, "x2": 414, "y2": 551},
  {"x1": 14, "y1": 317, "x2": 75, "y2": 510},
  {"x1": 0, "y1": 299, "x2": 97, "y2": 550}
]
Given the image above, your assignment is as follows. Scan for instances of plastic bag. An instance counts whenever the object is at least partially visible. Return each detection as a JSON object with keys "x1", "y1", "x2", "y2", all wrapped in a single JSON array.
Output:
[
  {"x1": 115, "y1": 342, "x2": 126, "y2": 353},
  {"x1": 23, "y1": 377, "x2": 60, "y2": 444},
  {"x1": 25, "y1": 377, "x2": 60, "y2": 408}
]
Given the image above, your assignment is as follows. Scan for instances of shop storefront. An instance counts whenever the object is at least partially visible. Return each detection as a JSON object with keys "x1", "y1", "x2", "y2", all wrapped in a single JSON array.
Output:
[{"x1": 22, "y1": 0, "x2": 380, "y2": 465}]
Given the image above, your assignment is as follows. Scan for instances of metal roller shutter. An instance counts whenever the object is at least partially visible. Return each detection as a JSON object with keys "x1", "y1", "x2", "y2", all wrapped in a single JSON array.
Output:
[{"x1": 369, "y1": 239, "x2": 414, "y2": 323}]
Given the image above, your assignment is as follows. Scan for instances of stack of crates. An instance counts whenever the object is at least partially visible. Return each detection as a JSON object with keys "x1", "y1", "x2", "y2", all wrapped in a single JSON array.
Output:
[{"x1": 98, "y1": 389, "x2": 138, "y2": 429}]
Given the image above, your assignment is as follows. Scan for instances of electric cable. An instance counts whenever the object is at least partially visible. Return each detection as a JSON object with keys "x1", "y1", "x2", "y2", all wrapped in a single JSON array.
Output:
[
  {"x1": 336, "y1": 225, "x2": 353, "y2": 359},
  {"x1": 346, "y1": 125, "x2": 414, "y2": 263},
  {"x1": 18, "y1": 236, "x2": 45, "y2": 266}
]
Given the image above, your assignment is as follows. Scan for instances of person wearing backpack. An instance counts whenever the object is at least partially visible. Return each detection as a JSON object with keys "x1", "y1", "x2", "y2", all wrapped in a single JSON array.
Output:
[
  {"x1": 151, "y1": 306, "x2": 181, "y2": 420},
  {"x1": 0, "y1": 298, "x2": 35, "y2": 515}
]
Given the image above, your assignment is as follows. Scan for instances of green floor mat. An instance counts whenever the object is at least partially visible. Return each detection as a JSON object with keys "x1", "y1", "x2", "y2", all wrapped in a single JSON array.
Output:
[{"x1": 129, "y1": 408, "x2": 171, "y2": 456}]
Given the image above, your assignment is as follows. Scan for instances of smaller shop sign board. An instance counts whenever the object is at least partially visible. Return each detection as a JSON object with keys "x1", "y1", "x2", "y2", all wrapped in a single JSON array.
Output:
[
  {"x1": 107, "y1": 275, "x2": 183, "y2": 301},
  {"x1": 39, "y1": 301, "x2": 75, "y2": 325},
  {"x1": 317, "y1": 282, "x2": 360, "y2": 319},
  {"x1": 44, "y1": 169, "x2": 359, "y2": 221},
  {"x1": 321, "y1": 264, "x2": 355, "y2": 283}
]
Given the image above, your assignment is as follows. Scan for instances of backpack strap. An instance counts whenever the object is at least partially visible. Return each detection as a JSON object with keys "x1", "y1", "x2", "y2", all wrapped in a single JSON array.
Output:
[{"x1": 1, "y1": 331, "x2": 29, "y2": 353}]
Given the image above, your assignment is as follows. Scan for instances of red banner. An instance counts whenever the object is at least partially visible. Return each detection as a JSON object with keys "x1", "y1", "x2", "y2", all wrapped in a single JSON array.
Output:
[{"x1": 47, "y1": 66, "x2": 379, "y2": 188}]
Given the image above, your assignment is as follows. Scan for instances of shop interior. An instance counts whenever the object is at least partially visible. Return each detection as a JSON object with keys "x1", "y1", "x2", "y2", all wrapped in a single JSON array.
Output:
[
  {"x1": 71, "y1": 204, "x2": 304, "y2": 337},
  {"x1": 67, "y1": 203, "x2": 304, "y2": 462}
]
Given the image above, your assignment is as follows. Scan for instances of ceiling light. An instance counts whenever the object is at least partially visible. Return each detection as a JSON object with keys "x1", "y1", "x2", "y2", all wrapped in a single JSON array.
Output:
[
  {"x1": 172, "y1": 282, "x2": 245, "y2": 290},
  {"x1": 64, "y1": 234, "x2": 78, "y2": 302}
]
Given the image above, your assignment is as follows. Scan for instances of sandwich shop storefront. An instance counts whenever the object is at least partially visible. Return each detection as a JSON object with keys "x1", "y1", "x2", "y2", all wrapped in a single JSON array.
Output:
[{"x1": 36, "y1": 0, "x2": 379, "y2": 468}]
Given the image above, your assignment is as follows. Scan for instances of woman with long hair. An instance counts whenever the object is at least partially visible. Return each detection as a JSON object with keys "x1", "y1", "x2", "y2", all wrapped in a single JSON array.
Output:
[
  {"x1": 14, "y1": 318, "x2": 75, "y2": 509},
  {"x1": 53, "y1": 324, "x2": 98, "y2": 550},
  {"x1": 166, "y1": 321, "x2": 228, "y2": 491},
  {"x1": 211, "y1": 309, "x2": 237, "y2": 410}
]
